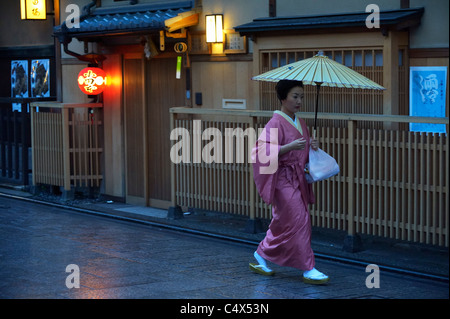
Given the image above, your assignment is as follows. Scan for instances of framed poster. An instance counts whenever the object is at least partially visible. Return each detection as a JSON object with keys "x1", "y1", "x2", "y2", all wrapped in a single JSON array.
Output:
[
  {"x1": 224, "y1": 31, "x2": 247, "y2": 54},
  {"x1": 409, "y1": 66, "x2": 447, "y2": 134},
  {"x1": 11, "y1": 60, "x2": 29, "y2": 112},
  {"x1": 31, "y1": 59, "x2": 50, "y2": 98}
]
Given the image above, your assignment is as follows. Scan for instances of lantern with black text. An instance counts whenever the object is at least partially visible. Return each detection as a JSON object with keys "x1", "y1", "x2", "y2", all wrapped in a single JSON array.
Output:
[
  {"x1": 20, "y1": 0, "x2": 47, "y2": 20},
  {"x1": 77, "y1": 67, "x2": 107, "y2": 95}
]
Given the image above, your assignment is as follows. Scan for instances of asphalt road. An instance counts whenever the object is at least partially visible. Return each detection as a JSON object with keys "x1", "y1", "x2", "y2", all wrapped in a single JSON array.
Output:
[{"x1": 0, "y1": 196, "x2": 448, "y2": 305}]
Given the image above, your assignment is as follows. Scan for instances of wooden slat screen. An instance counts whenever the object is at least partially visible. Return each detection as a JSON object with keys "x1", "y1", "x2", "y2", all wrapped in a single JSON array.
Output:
[
  {"x1": 31, "y1": 104, "x2": 103, "y2": 191},
  {"x1": 171, "y1": 108, "x2": 448, "y2": 247},
  {"x1": 259, "y1": 49, "x2": 394, "y2": 130}
]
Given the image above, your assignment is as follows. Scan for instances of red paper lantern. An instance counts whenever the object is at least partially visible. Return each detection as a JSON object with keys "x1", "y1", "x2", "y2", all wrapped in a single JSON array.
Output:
[{"x1": 77, "y1": 67, "x2": 107, "y2": 95}]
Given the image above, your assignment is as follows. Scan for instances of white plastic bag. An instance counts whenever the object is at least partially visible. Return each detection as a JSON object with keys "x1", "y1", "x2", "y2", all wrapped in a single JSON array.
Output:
[{"x1": 305, "y1": 148, "x2": 339, "y2": 183}]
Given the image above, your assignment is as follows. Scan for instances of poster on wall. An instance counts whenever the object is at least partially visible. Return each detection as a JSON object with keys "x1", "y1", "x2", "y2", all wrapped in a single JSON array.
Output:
[
  {"x1": 409, "y1": 66, "x2": 447, "y2": 134},
  {"x1": 11, "y1": 60, "x2": 28, "y2": 112},
  {"x1": 31, "y1": 59, "x2": 50, "y2": 98}
]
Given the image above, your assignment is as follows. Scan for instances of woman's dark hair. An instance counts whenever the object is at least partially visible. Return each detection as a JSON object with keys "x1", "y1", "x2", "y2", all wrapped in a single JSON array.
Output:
[{"x1": 275, "y1": 80, "x2": 303, "y2": 102}]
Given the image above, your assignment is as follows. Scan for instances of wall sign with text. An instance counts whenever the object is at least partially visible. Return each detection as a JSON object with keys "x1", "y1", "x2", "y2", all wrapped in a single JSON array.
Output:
[{"x1": 409, "y1": 66, "x2": 447, "y2": 134}]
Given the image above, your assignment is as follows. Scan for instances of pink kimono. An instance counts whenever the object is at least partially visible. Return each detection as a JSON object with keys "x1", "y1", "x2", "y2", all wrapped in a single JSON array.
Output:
[{"x1": 252, "y1": 111, "x2": 316, "y2": 271}]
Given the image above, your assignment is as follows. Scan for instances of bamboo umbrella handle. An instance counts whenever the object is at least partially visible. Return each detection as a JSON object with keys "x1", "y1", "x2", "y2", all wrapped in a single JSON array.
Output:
[{"x1": 313, "y1": 82, "x2": 322, "y2": 135}]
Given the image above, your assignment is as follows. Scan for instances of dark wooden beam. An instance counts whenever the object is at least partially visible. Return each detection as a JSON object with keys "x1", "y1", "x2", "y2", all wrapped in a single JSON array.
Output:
[{"x1": 269, "y1": 0, "x2": 276, "y2": 17}]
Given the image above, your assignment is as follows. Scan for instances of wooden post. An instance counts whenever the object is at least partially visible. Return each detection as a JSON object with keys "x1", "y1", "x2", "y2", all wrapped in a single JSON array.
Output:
[
  {"x1": 168, "y1": 110, "x2": 183, "y2": 219},
  {"x1": 170, "y1": 110, "x2": 176, "y2": 207},
  {"x1": 61, "y1": 108, "x2": 71, "y2": 191},
  {"x1": 245, "y1": 115, "x2": 263, "y2": 233},
  {"x1": 343, "y1": 120, "x2": 363, "y2": 252},
  {"x1": 14, "y1": 110, "x2": 19, "y2": 180},
  {"x1": 30, "y1": 104, "x2": 36, "y2": 187},
  {"x1": 248, "y1": 115, "x2": 257, "y2": 221},
  {"x1": 347, "y1": 120, "x2": 355, "y2": 236},
  {"x1": 269, "y1": 0, "x2": 276, "y2": 17},
  {"x1": 446, "y1": 123, "x2": 449, "y2": 247},
  {"x1": 22, "y1": 106, "x2": 28, "y2": 185},
  {"x1": 382, "y1": 31, "x2": 407, "y2": 130},
  {"x1": 142, "y1": 60, "x2": 149, "y2": 207},
  {"x1": 6, "y1": 108, "x2": 12, "y2": 178}
]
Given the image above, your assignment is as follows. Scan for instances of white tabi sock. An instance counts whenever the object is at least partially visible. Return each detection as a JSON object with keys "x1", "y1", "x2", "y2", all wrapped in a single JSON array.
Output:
[
  {"x1": 303, "y1": 268, "x2": 328, "y2": 279},
  {"x1": 253, "y1": 251, "x2": 273, "y2": 272},
  {"x1": 254, "y1": 251, "x2": 267, "y2": 266}
]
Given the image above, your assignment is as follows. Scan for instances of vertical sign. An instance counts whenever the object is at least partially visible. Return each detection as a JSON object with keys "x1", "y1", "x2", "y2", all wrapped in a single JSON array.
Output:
[
  {"x1": 11, "y1": 60, "x2": 29, "y2": 112},
  {"x1": 31, "y1": 59, "x2": 50, "y2": 98},
  {"x1": 176, "y1": 56, "x2": 182, "y2": 79},
  {"x1": 409, "y1": 66, "x2": 447, "y2": 133}
]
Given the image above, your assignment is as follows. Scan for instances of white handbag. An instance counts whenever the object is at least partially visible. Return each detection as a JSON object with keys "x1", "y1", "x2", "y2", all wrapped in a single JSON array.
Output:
[{"x1": 305, "y1": 148, "x2": 340, "y2": 183}]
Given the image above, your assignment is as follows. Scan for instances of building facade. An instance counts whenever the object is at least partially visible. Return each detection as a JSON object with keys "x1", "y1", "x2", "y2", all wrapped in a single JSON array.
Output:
[{"x1": 1, "y1": 0, "x2": 448, "y2": 246}]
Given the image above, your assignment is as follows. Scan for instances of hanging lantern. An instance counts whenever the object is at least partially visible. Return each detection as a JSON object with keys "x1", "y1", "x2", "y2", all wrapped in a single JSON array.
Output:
[
  {"x1": 205, "y1": 14, "x2": 223, "y2": 43},
  {"x1": 77, "y1": 67, "x2": 107, "y2": 95},
  {"x1": 20, "y1": 0, "x2": 47, "y2": 20}
]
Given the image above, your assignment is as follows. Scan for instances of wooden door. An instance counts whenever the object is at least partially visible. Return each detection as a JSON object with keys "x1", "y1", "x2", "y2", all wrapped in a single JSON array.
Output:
[
  {"x1": 123, "y1": 57, "x2": 147, "y2": 205},
  {"x1": 146, "y1": 57, "x2": 186, "y2": 208}
]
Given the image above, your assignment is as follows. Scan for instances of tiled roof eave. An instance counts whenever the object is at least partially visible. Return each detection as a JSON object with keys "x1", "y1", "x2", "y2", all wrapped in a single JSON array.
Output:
[
  {"x1": 54, "y1": 2, "x2": 193, "y2": 41},
  {"x1": 234, "y1": 7, "x2": 424, "y2": 36}
]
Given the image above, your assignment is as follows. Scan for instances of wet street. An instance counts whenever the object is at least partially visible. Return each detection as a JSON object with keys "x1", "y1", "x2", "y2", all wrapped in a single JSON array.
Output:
[{"x1": 0, "y1": 196, "x2": 448, "y2": 303}]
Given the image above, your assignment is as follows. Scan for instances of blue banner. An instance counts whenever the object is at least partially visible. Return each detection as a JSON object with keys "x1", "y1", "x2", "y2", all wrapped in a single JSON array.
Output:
[{"x1": 409, "y1": 66, "x2": 447, "y2": 134}]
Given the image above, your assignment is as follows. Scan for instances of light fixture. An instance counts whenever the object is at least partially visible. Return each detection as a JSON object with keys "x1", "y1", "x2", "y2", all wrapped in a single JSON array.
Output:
[
  {"x1": 205, "y1": 14, "x2": 223, "y2": 43},
  {"x1": 77, "y1": 67, "x2": 107, "y2": 95},
  {"x1": 20, "y1": 0, "x2": 47, "y2": 20}
]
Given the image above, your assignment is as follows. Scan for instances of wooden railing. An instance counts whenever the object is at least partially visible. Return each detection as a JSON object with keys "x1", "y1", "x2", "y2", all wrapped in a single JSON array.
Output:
[
  {"x1": 170, "y1": 107, "x2": 449, "y2": 247},
  {"x1": 0, "y1": 97, "x2": 56, "y2": 186},
  {"x1": 30, "y1": 102, "x2": 103, "y2": 191}
]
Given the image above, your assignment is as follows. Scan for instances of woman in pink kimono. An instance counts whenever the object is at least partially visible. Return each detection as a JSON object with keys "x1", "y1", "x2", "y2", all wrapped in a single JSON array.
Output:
[{"x1": 250, "y1": 80, "x2": 329, "y2": 284}]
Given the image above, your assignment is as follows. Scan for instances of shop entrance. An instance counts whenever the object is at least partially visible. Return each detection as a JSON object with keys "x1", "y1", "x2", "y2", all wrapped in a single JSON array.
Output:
[{"x1": 124, "y1": 56, "x2": 185, "y2": 208}]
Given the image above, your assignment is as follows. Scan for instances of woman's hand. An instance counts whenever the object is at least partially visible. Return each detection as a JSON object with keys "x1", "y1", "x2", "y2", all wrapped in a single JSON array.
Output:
[
  {"x1": 279, "y1": 138, "x2": 307, "y2": 156},
  {"x1": 310, "y1": 138, "x2": 319, "y2": 151},
  {"x1": 289, "y1": 138, "x2": 307, "y2": 151}
]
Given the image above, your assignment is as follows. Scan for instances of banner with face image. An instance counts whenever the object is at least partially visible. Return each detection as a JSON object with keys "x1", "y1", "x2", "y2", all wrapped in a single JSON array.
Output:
[
  {"x1": 10, "y1": 59, "x2": 50, "y2": 112},
  {"x1": 409, "y1": 66, "x2": 447, "y2": 134},
  {"x1": 11, "y1": 60, "x2": 28, "y2": 112},
  {"x1": 31, "y1": 59, "x2": 50, "y2": 98}
]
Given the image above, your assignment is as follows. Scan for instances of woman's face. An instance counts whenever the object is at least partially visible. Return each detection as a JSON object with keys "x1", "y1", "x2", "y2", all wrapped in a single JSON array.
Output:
[{"x1": 281, "y1": 86, "x2": 304, "y2": 117}]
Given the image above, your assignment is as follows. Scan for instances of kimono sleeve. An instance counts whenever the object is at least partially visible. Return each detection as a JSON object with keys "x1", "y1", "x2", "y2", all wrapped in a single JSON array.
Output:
[{"x1": 251, "y1": 121, "x2": 281, "y2": 205}]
